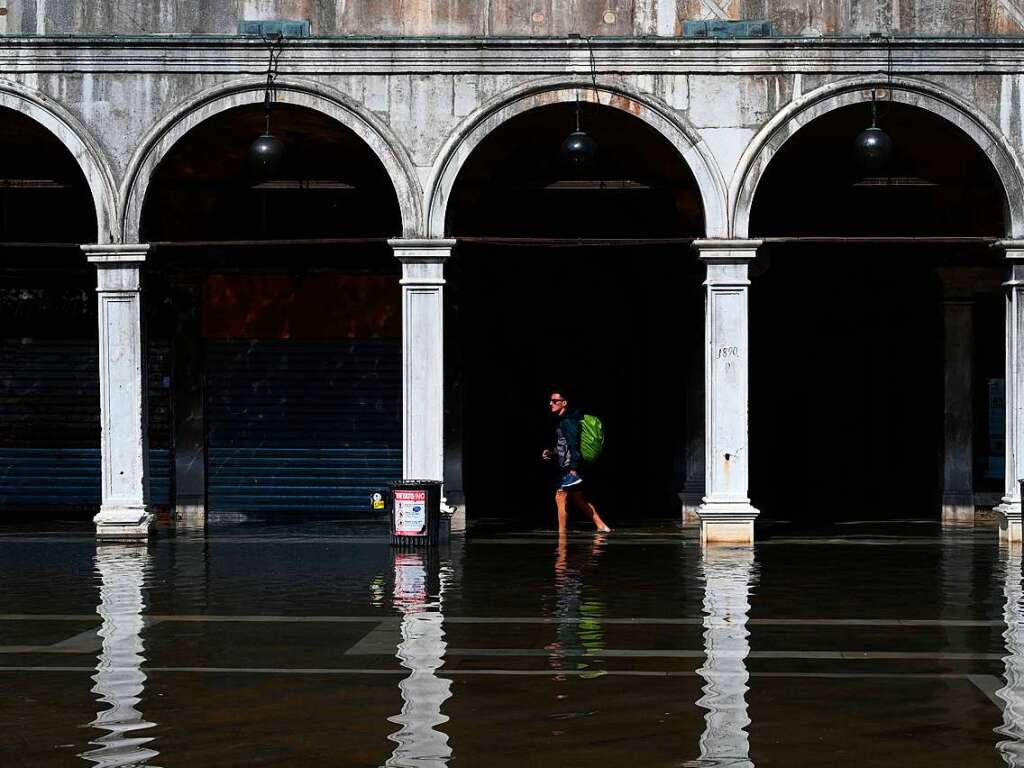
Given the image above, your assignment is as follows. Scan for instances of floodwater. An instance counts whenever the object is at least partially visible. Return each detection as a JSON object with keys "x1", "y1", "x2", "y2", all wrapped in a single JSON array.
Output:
[{"x1": 1, "y1": 518, "x2": 1023, "y2": 767}]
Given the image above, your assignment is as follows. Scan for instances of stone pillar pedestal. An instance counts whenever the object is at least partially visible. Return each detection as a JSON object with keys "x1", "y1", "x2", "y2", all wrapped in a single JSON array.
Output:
[
  {"x1": 938, "y1": 270, "x2": 976, "y2": 523},
  {"x1": 84, "y1": 245, "x2": 152, "y2": 539},
  {"x1": 997, "y1": 243, "x2": 1024, "y2": 544},
  {"x1": 390, "y1": 239, "x2": 454, "y2": 493},
  {"x1": 695, "y1": 240, "x2": 761, "y2": 545}
]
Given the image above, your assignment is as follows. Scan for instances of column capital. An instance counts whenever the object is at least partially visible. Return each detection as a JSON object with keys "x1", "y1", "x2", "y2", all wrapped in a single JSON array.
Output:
[
  {"x1": 693, "y1": 239, "x2": 763, "y2": 262},
  {"x1": 389, "y1": 238, "x2": 456, "y2": 263},
  {"x1": 83, "y1": 243, "x2": 150, "y2": 265},
  {"x1": 86, "y1": 244, "x2": 148, "y2": 292},
  {"x1": 996, "y1": 240, "x2": 1024, "y2": 259}
]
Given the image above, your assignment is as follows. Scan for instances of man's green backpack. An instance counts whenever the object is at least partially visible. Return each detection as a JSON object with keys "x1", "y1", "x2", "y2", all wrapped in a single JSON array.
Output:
[{"x1": 580, "y1": 414, "x2": 605, "y2": 463}]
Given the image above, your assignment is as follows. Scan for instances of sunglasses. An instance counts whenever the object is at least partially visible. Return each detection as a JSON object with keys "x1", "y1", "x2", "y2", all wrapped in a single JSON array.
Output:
[{"x1": 549, "y1": 398, "x2": 566, "y2": 404}]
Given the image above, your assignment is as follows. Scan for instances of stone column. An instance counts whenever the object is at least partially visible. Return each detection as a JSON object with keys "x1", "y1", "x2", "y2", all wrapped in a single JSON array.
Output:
[
  {"x1": 83, "y1": 245, "x2": 152, "y2": 539},
  {"x1": 998, "y1": 242, "x2": 1024, "y2": 544},
  {"x1": 694, "y1": 240, "x2": 761, "y2": 545},
  {"x1": 938, "y1": 270, "x2": 975, "y2": 522},
  {"x1": 390, "y1": 239, "x2": 455, "y2": 486}
]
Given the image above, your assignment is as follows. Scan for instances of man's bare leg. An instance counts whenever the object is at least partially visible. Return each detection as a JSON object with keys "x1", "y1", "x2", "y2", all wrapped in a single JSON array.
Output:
[
  {"x1": 555, "y1": 489, "x2": 569, "y2": 532},
  {"x1": 571, "y1": 489, "x2": 611, "y2": 532}
]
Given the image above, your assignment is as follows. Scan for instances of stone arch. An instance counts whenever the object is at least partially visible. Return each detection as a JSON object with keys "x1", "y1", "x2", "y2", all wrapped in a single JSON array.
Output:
[
  {"x1": 120, "y1": 77, "x2": 423, "y2": 242},
  {"x1": 0, "y1": 79, "x2": 117, "y2": 244},
  {"x1": 426, "y1": 79, "x2": 730, "y2": 238},
  {"x1": 731, "y1": 75, "x2": 1024, "y2": 238}
]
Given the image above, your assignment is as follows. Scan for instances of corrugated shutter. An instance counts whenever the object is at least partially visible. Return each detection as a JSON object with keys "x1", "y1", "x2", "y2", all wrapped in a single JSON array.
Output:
[
  {"x1": 205, "y1": 339, "x2": 401, "y2": 513},
  {"x1": 0, "y1": 338, "x2": 170, "y2": 513},
  {"x1": 146, "y1": 342, "x2": 172, "y2": 506}
]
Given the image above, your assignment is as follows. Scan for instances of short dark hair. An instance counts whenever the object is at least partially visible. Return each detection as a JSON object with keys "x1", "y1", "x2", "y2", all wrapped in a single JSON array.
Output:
[{"x1": 550, "y1": 389, "x2": 570, "y2": 402}]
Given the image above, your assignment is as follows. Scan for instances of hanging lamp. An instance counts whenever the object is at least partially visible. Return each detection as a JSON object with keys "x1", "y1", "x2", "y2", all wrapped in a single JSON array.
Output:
[
  {"x1": 854, "y1": 42, "x2": 894, "y2": 171},
  {"x1": 559, "y1": 37, "x2": 600, "y2": 172},
  {"x1": 853, "y1": 88, "x2": 893, "y2": 171},
  {"x1": 248, "y1": 33, "x2": 285, "y2": 180},
  {"x1": 560, "y1": 95, "x2": 598, "y2": 171}
]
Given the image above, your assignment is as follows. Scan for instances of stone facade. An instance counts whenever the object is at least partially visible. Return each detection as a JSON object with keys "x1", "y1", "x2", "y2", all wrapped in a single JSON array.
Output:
[
  {"x1": 1, "y1": 14, "x2": 1022, "y2": 541},
  {"x1": 0, "y1": 40, "x2": 1022, "y2": 242},
  {"x1": 1, "y1": 0, "x2": 1022, "y2": 37}
]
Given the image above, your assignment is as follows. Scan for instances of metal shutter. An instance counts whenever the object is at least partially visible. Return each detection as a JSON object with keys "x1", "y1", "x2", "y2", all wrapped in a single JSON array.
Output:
[
  {"x1": 205, "y1": 339, "x2": 401, "y2": 514},
  {"x1": 0, "y1": 338, "x2": 171, "y2": 514}
]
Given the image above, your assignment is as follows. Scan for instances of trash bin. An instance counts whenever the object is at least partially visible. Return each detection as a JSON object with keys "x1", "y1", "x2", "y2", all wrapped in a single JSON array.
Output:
[{"x1": 390, "y1": 480, "x2": 442, "y2": 547}]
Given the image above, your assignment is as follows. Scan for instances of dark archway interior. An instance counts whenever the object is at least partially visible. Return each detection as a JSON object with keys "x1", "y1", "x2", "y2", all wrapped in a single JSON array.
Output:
[
  {"x1": 448, "y1": 102, "x2": 703, "y2": 239},
  {"x1": 0, "y1": 107, "x2": 96, "y2": 244},
  {"x1": 142, "y1": 103, "x2": 401, "y2": 241},
  {"x1": 749, "y1": 102, "x2": 1006, "y2": 524},
  {"x1": 0, "y1": 107, "x2": 100, "y2": 517},
  {"x1": 141, "y1": 104, "x2": 403, "y2": 517},
  {"x1": 448, "y1": 102, "x2": 705, "y2": 526}
]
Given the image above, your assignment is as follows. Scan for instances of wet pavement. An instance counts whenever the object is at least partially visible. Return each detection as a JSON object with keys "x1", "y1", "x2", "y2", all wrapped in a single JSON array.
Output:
[{"x1": 1, "y1": 518, "x2": 1023, "y2": 766}]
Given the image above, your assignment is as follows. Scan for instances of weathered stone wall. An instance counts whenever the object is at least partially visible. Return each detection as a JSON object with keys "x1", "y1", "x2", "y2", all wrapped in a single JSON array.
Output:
[
  {"x1": 2, "y1": 0, "x2": 1022, "y2": 38},
  {"x1": 1, "y1": 39, "x2": 1023, "y2": 241}
]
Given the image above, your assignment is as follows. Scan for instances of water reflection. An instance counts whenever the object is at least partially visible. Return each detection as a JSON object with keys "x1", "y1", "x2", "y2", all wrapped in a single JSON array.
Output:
[
  {"x1": 546, "y1": 533, "x2": 608, "y2": 681},
  {"x1": 997, "y1": 544, "x2": 1024, "y2": 765},
  {"x1": 695, "y1": 547, "x2": 756, "y2": 768},
  {"x1": 80, "y1": 544, "x2": 159, "y2": 767},
  {"x1": 386, "y1": 550, "x2": 453, "y2": 767}
]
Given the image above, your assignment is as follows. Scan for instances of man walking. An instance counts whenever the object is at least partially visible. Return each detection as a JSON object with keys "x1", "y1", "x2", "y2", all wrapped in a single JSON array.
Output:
[{"x1": 542, "y1": 391, "x2": 612, "y2": 533}]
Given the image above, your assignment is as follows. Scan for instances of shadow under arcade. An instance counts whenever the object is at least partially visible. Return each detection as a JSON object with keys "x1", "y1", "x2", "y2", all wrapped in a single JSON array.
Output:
[
  {"x1": 747, "y1": 102, "x2": 1007, "y2": 524},
  {"x1": 444, "y1": 102, "x2": 705, "y2": 526}
]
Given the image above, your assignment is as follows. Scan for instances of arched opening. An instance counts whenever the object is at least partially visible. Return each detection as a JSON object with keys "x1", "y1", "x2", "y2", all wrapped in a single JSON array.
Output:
[
  {"x1": 140, "y1": 102, "x2": 404, "y2": 519},
  {"x1": 446, "y1": 100, "x2": 706, "y2": 528},
  {"x1": 747, "y1": 100, "x2": 1008, "y2": 527},
  {"x1": 0, "y1": 106, "x2": 104, "y2": 519}
]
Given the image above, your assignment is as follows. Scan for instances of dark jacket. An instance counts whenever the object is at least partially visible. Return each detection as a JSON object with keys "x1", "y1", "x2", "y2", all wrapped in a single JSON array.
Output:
[{"x1": 554, "y1": 409, "x2": 583, "y2": 470}]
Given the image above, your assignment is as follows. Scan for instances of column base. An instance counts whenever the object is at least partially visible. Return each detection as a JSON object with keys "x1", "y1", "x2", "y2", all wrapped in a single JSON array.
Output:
[
  {"x1": 941, "y1": 492, "x2": 976, "y2": 523},
  {"x1": 997, "y1": 500, "x2": 1022, "y2": 544},
  {"x1": 94, "y1": 506, "x2": 154, "y2": 539},
  {"x1": 698, "y1": 501, "x2": 759, "y2": 545}
]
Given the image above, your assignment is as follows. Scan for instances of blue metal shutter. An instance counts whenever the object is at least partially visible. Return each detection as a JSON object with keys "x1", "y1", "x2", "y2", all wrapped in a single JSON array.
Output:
[
  {"x1": 0, "y1": 338, "x2": 171, "y2": 513},
  {"x1": 205, "y1": 339, "x2": 401, "y2": 513},
  {"x1": 146, "y1": 341, "x2": 172, "y2": 506}
]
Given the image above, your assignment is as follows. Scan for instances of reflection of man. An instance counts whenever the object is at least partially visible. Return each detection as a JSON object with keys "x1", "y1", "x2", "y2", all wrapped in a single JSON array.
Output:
[
  {"x1": 546, "y1": 533, "x2": 609, "y2": 681},
  {"x1": 542, "y1": 391, "x2": 611, "y2": 534}
]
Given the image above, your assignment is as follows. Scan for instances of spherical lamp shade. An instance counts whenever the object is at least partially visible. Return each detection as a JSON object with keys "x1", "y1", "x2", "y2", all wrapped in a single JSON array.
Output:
[
  {"x1": 248, "y1": 133, "x2": 285, "y2": 180},
  {"x1": 853, "y1": 126, "x2": 892, "y2": 171},
  {"x1": 560, "y1": 129, "x2": 598, "y2": 171}
]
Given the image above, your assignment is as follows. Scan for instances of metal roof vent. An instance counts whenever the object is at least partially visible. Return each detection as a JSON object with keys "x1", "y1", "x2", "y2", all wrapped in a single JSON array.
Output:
[
  {"x1": 682, "y1": 20, "x2": 773, "y2": 38},
  {"x1": 238, "y1": 20, "x2": 311, "y2": 38}
]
